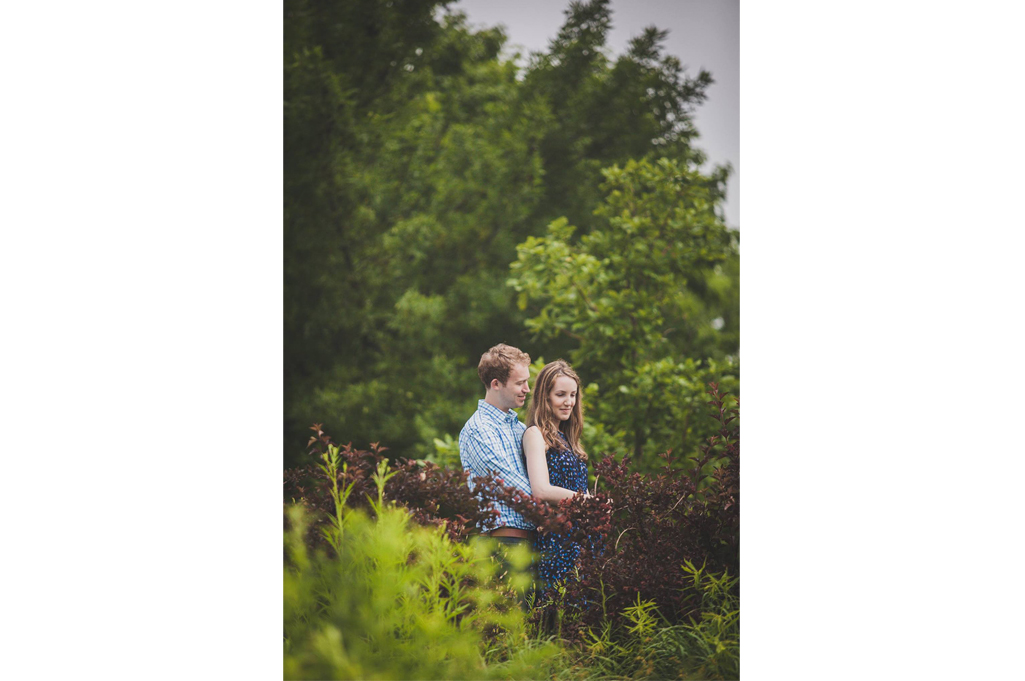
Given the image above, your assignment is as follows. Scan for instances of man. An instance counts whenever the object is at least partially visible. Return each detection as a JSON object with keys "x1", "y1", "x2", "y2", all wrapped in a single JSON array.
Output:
[{"x1": 458, "y1": 343, "x2": 534, "y2": 548}]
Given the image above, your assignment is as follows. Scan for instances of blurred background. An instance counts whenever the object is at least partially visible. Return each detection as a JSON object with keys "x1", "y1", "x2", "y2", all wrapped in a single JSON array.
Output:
[
  {"x1": 455, "y1": 0, "x2": 739, "y2": 228},
  {"x1": 284, "y1": 0, "x2": 740, "y2": 473}
]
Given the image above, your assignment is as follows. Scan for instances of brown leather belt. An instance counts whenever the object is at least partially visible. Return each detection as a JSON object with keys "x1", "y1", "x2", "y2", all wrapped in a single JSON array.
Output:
[{"x1": 488, "y1": 527, "x2": 535, "y2": 539}]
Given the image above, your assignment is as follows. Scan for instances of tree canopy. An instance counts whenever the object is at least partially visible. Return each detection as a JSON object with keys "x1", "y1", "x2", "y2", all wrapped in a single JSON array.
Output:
[{"x1": 284, "y1": 0, "x2": 738, "y2": 471}]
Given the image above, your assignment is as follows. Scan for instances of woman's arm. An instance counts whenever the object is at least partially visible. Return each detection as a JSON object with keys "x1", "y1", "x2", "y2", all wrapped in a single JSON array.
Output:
[{"x1": 523, "y1": 426, "x2": 587, "y2": 502}]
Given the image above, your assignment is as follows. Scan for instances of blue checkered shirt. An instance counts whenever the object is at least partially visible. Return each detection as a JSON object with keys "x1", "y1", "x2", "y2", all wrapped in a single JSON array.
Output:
[{"x1": 459, "y1": 399, "x2": 533, "y2": 531}]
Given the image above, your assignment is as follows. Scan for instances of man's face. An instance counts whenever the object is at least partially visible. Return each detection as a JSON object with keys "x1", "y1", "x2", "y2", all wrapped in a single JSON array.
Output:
[{"x1": 494, "y1": 363, "x2": 531, "y2": 411}]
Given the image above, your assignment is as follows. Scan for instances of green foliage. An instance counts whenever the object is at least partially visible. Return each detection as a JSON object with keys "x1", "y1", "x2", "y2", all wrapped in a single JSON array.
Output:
[
  {"x1": 286, "y1": 420, "x2": 740, "y2": 680},
  {"x1": 283, "y1": 459, "x2": 564, "y2": 680},
  {"x1": 521, "y1": 0, "x2": 717, "y2": 231},
  {"x1": 427, "y1": 432, "x2": 462, "y2": 469},
  {"x1": 674, "y1": 561, "x2": 741, "y2": 680},
  {"x1": 509, "y1": 158, "x2": 739, "y2": 469},
  {"x1": 284, "y1": 0, "x2": 732, "y2": 467},
  {"x1": 285, "y1": 1, "x2": 742, "y2": 675},
  {"x1": 555, "y1": 566, "x2": 739, "y2": 681},
  {"x1": 285, "y1": 504, "x2": 564, "y2": 680},
  {"x1": 285, "y1": 3, "x2": 548, "y2": 465}
]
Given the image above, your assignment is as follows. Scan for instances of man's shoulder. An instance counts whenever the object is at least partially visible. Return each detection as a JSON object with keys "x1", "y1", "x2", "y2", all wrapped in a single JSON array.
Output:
[
  {"x1": 460, "y1": 407, "x2": 504, "y2": 445},
  {"x1": 459, "y1": 408, "x2": 487, "y2": 442}
]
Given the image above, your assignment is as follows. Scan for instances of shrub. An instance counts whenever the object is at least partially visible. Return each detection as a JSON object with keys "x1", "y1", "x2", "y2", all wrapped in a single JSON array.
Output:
[
  {"x1": 284, "y1": 454, "x2": 563, "y2": 680},
  {"x1": 284, "y1": 427, "x2": 509, "y2": 548},
  {"x1": 483, "y1": 383, "x2": 740, "y2": 645},
  {"x1": 568, "y1": 563, "x2": 739, "y2": 680},
  {"x1": 283, "y1": 382, "x2": 740, "y2": 678}
]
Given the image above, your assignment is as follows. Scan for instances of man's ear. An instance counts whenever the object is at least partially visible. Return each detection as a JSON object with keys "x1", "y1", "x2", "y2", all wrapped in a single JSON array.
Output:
[{"x1": 489, "y1": 378, "x2": 502, "y2": 391}]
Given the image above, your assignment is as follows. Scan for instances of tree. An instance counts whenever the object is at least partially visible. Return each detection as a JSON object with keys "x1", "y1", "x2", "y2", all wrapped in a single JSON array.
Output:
[
  {"x1": 521, "y1": 0, "x2": 716, "y2": 232},
  {"x1": 285, "y1": 4, "x2": 549, "y2": 465},
  {"x1": 508, "y1": 158, "x2": 739, "y2": 471},
  {"x1": 283, "y1": 0, "x2": 736, "y2": 467}
]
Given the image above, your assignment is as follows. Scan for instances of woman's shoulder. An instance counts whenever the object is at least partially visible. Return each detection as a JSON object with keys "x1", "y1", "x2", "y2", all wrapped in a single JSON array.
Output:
[{"x1": 522, "y1": 425, "x2": 543, "y2": 443}]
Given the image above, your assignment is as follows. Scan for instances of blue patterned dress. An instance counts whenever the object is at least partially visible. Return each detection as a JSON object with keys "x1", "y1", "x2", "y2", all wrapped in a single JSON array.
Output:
[{"x1": 535, "y1": 432, "x2": 589, "y2": 588}]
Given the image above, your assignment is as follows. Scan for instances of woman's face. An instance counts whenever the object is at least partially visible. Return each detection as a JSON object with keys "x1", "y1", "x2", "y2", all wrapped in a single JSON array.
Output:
[{"x1": 548, "y1": 375, "x2": 578, "y2": 422}]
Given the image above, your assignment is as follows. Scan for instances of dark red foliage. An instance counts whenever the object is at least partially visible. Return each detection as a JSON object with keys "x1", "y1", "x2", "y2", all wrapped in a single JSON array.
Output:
[
  {"x1": 284, "y1": 427, "x2": 505, "y2": 549},
  {"x1": 284, "y1": 384, "x2": 739, "y2": 643},
  {"x1": 484, "y1": 383, "x2": 739, "y2": 640}
]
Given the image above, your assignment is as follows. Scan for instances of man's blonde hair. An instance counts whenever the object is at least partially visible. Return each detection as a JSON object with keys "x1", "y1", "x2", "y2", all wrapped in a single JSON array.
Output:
[{"x1": 478, "y1": 343, "x2": 531, "y2": 389}]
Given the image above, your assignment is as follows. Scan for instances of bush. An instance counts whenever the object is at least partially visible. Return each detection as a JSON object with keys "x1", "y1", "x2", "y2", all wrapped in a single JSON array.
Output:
[
  {"x1": 568, "y1": 563, "x2": 739, "y2": 680},
  {"x1": 483, "y1": 383, "x2": 739, "y2": 647},
  {"x1": 284, "y1": 429, "x2": 509, "y2": 547},
  {"x1": 283, "y1": 383, "x2": 740, "y2": 679},
  {"x1": 284, "y1": 455, "x2": 563, "y2": 680}
]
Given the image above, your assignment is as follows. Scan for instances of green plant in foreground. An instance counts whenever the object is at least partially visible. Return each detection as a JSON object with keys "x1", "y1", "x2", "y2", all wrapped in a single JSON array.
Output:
[
  {"x1": 672, "y1": 560, "x2": 740, "y2": 680},
  {"x1": 314, "y1": 437, "x2": 357, "y2": 553},
  {"x1": 562, "y1": 563, "x2": 738, "y2": 680},
  {"x1": 284, "y1": 460, "x2": 563, "y2": 680}
]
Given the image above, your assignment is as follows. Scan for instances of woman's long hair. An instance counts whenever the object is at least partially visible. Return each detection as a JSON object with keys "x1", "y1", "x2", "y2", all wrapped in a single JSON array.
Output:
[{"x1": 526, "y1": 360, "x2": 587, "y2": 461}]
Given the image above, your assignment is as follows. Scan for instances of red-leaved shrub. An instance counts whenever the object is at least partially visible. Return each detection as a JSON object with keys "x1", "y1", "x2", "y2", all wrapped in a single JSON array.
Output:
[
  {"x1": 284, "y1": 383, "x2": 739, "y2": 643},
  {"x1": 284, "y1": 431, "x2": 506, "y2": 549},
  {"x1": 471, "y1": 384, "x2": 738, "y2": 639}
]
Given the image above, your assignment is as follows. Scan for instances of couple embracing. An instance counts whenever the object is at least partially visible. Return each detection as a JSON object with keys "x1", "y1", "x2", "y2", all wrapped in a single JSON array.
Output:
[{"x1": 458, "y1": 343, "x2": 591, "y2": 595}]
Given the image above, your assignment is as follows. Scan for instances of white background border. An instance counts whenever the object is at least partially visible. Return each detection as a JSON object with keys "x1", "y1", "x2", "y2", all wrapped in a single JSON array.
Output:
[{"x1": 2, "y1": 1, "x2": 1023, "y2": 678}]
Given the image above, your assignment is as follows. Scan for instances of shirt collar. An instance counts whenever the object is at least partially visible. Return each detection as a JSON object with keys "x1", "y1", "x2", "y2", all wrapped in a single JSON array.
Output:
[{"x1": 478, "y1": 399, "x2": 520, "y2": 425}]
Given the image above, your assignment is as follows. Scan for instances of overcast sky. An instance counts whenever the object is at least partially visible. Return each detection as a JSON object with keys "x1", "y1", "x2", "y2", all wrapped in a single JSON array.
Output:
[{"x1": 451, "y1": 0, "x2": 739, "y2": 228}]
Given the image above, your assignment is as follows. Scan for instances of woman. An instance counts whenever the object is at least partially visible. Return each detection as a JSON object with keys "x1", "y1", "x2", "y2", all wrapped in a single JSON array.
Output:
[{"x1": 523, "y1": 360, "x2": 591, "y2": 591}]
